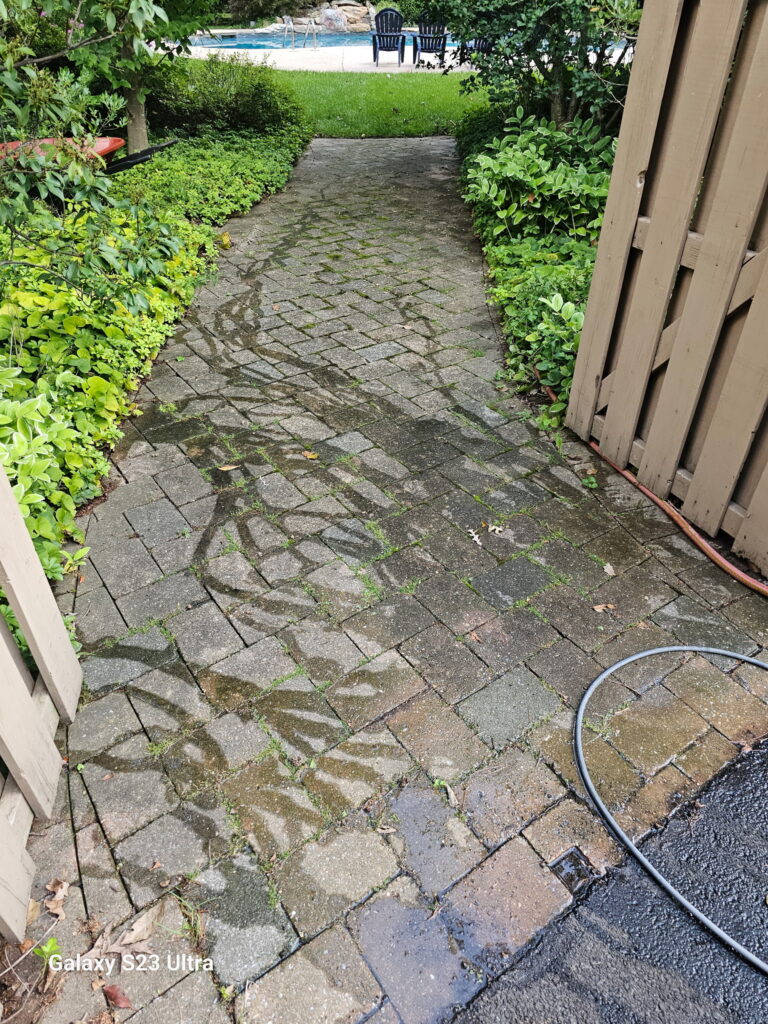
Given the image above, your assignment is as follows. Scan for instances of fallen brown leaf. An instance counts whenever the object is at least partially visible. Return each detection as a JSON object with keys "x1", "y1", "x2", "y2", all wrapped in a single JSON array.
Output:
[
  {"x1": 149, "y1": 861, "x2": 162, "y2": 871},
  {"x1": 27, "y1": 898, "x2": 41, "y2": 927},
  {"x1": 44, "y1": 879, "x2": 70, "y2": 920},
  {"x1": 118, "y1": 904, "x2": 163, "y2": 947},
  {"x1": 83, "y1": 925, "x2": 116, "y2": 960},
  {"x1": 20, "y1": 937, "x2": 34, "y2": 953},
  {"x1": 301, "y1": 450, "x2": 318, "y2": 460},
  {"x1": 103, "y1": 984, "x2": 132, "y2": 1009},
  {"x1": 592, "y1": 603, "x2": 616, "y2": 614},
  {"x1": 91, "y1": 978, "x2": 106, "y2": 991},
  {"x1": 216, "y1": 464, "x2": 239, "y2": 471},
  {"x1": 101, "y1": 773, "x2": 113, "y2": 781},
  {"x1": 468, "y1": 631, "x2": 481, "y2": 643},
  {"x1": 444, "y1": 783, "x2": 458, "y2": 808}
]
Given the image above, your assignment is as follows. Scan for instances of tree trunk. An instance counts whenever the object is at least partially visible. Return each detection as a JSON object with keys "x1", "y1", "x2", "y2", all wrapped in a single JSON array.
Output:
[
  {"x1": 125, "y1": 77, "x2": 149, "y2": 154},
  {"x1": 550, "y1": 58, "x2": 566, "y2": 128}
]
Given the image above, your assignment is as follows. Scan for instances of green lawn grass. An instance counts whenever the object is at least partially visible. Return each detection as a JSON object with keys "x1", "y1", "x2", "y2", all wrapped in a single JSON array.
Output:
[{"x1": 275, "y1": 70, "x2": 486, "y2": 137}]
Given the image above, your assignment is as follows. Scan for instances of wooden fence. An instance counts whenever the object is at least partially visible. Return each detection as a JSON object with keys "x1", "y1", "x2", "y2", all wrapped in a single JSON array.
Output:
[
  {"x1": 0, "y1": 464, "x2": 82, "y2": 942},
  {"x1": 567, "y1": 0, "x2": 768, "y2": 573}
]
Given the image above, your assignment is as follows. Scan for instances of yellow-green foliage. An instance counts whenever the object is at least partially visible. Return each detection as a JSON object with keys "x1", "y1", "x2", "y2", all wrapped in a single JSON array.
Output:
[{"x1": 0, "y1": 217, "x2": 213, "y2": 577}]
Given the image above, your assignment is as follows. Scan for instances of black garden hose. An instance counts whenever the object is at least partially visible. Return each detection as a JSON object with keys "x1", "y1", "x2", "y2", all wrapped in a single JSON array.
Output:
[{"x1": 574, "y1": 645, "x2": 768, "y2": 976}]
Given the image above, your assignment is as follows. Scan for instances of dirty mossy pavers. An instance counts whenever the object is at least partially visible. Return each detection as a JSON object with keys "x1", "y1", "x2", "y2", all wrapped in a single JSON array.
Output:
[{"x1": 37, "y1": 138, "x2": 768, "y2": 1024}]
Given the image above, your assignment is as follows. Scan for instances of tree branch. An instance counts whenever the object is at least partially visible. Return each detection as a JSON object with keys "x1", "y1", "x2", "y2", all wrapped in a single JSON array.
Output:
[{"x1": 13, "y1": 31, "x2": 121, "y2": 68}]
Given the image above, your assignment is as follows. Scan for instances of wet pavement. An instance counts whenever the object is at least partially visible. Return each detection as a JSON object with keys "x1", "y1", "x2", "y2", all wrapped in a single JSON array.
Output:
[
  {"x1": 455, "y1": 742, "x2": 768, "y2": 1024},
  {"x1": 31, "y1": 138, "x2": 768, "y2": 1023}
]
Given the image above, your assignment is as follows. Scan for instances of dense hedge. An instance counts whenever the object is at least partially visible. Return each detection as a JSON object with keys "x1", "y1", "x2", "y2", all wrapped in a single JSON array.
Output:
[{"x1": 459, "y1": 106, "x2": 613, "y2": 427}]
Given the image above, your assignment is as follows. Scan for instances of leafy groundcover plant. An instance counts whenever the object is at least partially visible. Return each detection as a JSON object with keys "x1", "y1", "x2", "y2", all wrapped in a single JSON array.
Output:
[
  {"x1": 112, "y1": 126, "x2": 311, "y2": 224},
  {"x1": 460, "y1": 107, "x2": 614, "y2": 427},
  {"x1": 0, "y1": 215, "x2": 212, "y2": 578}
]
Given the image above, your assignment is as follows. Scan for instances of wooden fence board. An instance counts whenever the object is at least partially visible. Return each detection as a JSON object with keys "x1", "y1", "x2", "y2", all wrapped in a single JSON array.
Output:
[
  {"x1": 598, "y1": 0, "x2": 748, "y2": 466},
  {"x1": 0, "y1": 634, "x2": 61, "y2": 820},
  {"x1": 565, "y1": 0, "x2": 685, "y2": 438},
  {"x1": 596, "y1": 245, "x2": 767, "y2": 412},
  {"x1": 0, "y1": 824, "x2": 35, "y2": 944},
  {"x1": 690, "y1": 0, "x2": 768, "y2": 236},
  {"x1": 638, "y1": 11, "x2": 768, "y2": 495},
  {"x1": 734, "y1": 465, "x2": 768, "y2": 564},
  {"x1": 681, "y1": 255, "x2": 768, "y2": 531},
  {"x1": 0, "y1": 467, "x2": 81, "y2": 722}
]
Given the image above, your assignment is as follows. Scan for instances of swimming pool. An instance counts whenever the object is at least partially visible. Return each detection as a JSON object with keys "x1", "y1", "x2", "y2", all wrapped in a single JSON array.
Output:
[
  {"x1": 188, "y1": 30, "x2": 458, "y2": 49},
  {"x1": 189, "y1": 31, "x2": 373, "y2": 48}
]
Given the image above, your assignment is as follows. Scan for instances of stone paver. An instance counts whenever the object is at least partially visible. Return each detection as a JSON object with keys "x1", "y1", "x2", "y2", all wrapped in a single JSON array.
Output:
[
  {"x1": 458, "y1": 667, "x2": 562, "y2": 749},
  {"x1": 523, "y1": 798, "x2": 622, "y2": 873},
  {"x1": 327, "y1": 649, "x2": 425, "y2": 730},
  {"x1": 223, "y1": 756, "x2": 325, "y2": 859},
  {"x1": 237, "y1": 925, "x2": 381, "y2": 1024},
  {"x1": 81, "y1": 733, "x2": 178, "y2": 843},
  {"x1": 191, "y1": 853, "x2": 298, "y2": 986},
  {"x1": 54, "y1": 138, "x2": 768, "y2": 1024},
  {"x1": 255, "y1": 675, "x2": 346, "y2": 764},
  {"x1": 350, "y1": 877, "x2": 484, "y2": 1024},
  {"x1": 163, "y1": 710, "x2": 271, "y2": 796},
  {"x1": 384, "y1": 776, "x2": 486, "y2": 893},
  {"x1": 275, "y1": 826, "x2": 398, "y2": 938},
  {"x1": 456, "y1": 747, "x2": 566, "y2": 848},
  {"x1": 445, "y1": 837, "x2": 572, "y2": 972},
  {"x1": 67, "y1": 690, "x2": 142, "y2": 762},
  {"x1": 303, "y1": 726, "x2": 412, "y2": 816},
  {"x1": 115, "y1": 795, "x2": 235, "y2": 905},
  {"x1": 607, "y1": 685, "x2": 708, "y2": 774},
  {"x1": 388, "y1": 690, "x2": 491, "y2": 781}
]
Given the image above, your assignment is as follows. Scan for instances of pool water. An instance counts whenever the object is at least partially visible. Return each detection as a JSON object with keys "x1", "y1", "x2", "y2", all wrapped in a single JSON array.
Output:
[
  {"x1": 190, "y1": 31, "x2": 371, "y2": 48},
  {"x1": 188, "y1": 30, "x2": 457, "y2": 49}
]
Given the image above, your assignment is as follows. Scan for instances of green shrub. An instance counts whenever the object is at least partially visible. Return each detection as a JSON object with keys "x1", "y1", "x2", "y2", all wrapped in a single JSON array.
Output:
[
  {"x1": 486, "y1": 236, "x2": 595, "y2": 427},
  {"x1": 147, "y1": 55, "x2": 308, "y2": 137},
  {"x1": 454, "y1": 104, "x2": 511, "y2": 163},
  {"x1": 381, "y1": 0, "x2": 423, "y2": 25},
  {"x1": 461, "y1": 109, "x2": 613, "y2": 427},
  {"x1": 112, "y1": 127, "x2": 311, "y2": 224},
  {"x1": 0, "y1": 216, "x2": 213, "y2": 577},
  {"x1": 464, "y1": 109, "x2": 613, "y2": 245}
]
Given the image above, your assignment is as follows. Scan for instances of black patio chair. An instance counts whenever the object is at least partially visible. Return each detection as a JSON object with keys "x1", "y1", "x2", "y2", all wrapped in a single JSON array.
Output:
[
  {"x1": 457, "y1": 36, "x2": 494, "y2": 63},
  {"x1": 372, "y1": 8, "x2": 406, "y2": 66},
  {"x1": 412, "y1": 12, "x2": 447, "y2": 64}
]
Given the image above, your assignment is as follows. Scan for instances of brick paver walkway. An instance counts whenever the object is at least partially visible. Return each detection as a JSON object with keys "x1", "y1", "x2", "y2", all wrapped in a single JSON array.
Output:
[{"x1": 39, "y1": 139, "x2": 768, "y2": 1024}]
